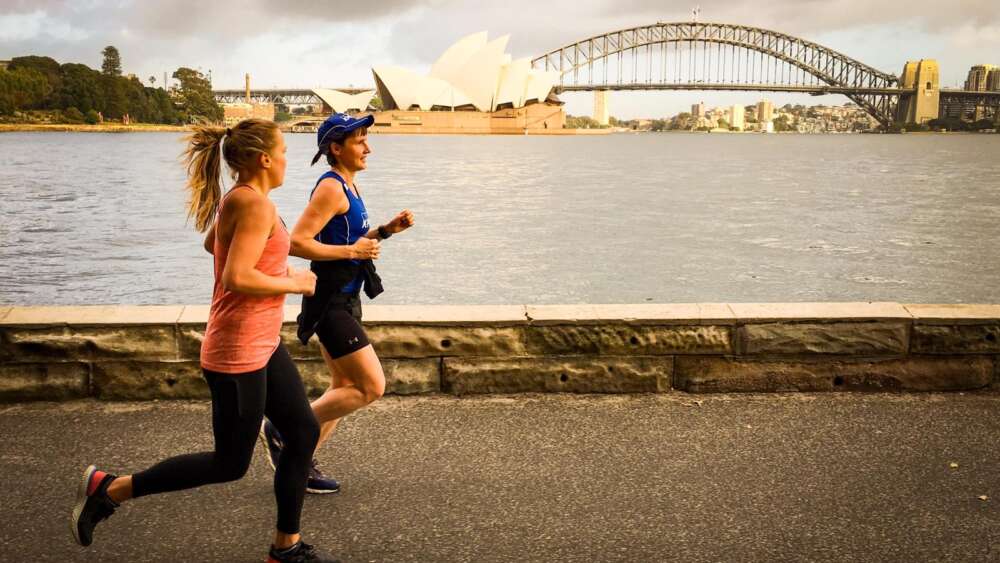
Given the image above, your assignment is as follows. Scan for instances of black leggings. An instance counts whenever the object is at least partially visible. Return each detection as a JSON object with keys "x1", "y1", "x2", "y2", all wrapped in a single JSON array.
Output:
[{"x1": 131, "y1": 343, "x2": 319, "y2": 534}]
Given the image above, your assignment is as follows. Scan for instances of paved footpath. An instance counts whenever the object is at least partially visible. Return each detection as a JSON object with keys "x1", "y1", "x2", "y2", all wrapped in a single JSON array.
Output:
[{"x1": 2, "y1": 393, "x2": 999, "y2": 562}]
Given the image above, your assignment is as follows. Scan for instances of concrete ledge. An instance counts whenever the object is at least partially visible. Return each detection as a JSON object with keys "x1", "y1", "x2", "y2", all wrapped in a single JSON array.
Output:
[
  {"x1": 1, "y1": 303, "x2": 998, "y2": 400},
  {"x1": 904, "y1": 304, "x2": 1000, "y2": 325},
  {"x1": 525, "y1": 304, "x2": 736, "y2": 325}
]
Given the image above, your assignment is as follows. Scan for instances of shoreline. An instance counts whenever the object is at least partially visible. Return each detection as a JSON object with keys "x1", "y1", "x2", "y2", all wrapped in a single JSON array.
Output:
[
  {"x1": 0, "y1": 123, "x2": 190, "y2": 133},
  {"x1": 1, "y1": 123, "x2": 995, "y2": 135}
]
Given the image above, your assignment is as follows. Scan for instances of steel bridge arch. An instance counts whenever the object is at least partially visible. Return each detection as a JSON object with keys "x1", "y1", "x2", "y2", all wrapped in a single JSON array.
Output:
[{"x1": 531, "y1": 22, "x2": 903, "y2": 126}]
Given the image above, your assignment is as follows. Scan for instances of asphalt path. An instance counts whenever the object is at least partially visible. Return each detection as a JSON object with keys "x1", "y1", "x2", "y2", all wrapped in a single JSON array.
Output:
[{"x1": 2, "y1": 393, "x2": 998, "y2": 562}]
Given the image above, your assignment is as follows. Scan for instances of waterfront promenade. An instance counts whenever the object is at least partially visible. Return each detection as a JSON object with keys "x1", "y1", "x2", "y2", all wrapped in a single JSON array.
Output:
[{"x1": 3, "y1": 393, "x2": 998, "y2": 562}]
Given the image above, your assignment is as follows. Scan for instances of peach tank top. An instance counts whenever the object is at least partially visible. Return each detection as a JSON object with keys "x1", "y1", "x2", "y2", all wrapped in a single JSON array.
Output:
[{"x1": 200, "y1": 186, "x2": 289, "y2": 373}]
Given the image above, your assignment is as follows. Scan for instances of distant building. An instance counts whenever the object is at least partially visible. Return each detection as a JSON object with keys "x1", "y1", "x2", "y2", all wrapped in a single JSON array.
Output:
[
  {"x1": 373, "y1": 32, "x2": 559, "y2": 112},
  {"x1": 757, "y1": 100, "x2": 774, "y2": 123},
  {"x1": 223, "y1": 103, "x2": 275, "y2": 126},
  {"x1": 371, "y1": 31, "x2": 565, "y2": 133},
  {"x1": 965, "y1": 64, "x2": 997, "y2": 91},
  {"x1": 729, "y1": 105, "x2": 745, "y2": 130},
  {"x1": 692, "y1": 102, "x2": 705, "y2": 117}
]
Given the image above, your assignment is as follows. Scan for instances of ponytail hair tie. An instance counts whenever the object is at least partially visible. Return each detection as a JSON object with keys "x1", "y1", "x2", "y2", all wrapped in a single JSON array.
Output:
[{"x1": 225, "y1": 127, "x2": 232, "y2": 137}]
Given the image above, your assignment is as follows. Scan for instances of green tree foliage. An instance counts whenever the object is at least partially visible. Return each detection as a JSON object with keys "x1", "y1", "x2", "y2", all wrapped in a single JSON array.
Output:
[
  {"x1": 565, "y1": 114, "x2": 603, "y2": 129},
  {"x1": 84, "y1": 109, "x2": 100, "y2": 124},
  {"x1": 62, "y1": 107, "x2": 85, "y2": 123},
  {"x1": 649, "y1": 118, "x2": 668, "y2": 131},
  {"x1": 101, "y1": 46, "x2": 122, "y2": 77},
  {"x1": 0, "y1": 48, "x2": 184, "y2": 125},
  {"x1": 9, "y1": 56, "x2": 61, "y2": 108},
  {"x1": 57, "y1": 63, "x2": 103, "y2": 113},
  {"x1": 0, "y1": 67, "x2": 49, "y2": 113},
  {"x1": 172, "y1": 67, "x2": 223, "y2": 123}
]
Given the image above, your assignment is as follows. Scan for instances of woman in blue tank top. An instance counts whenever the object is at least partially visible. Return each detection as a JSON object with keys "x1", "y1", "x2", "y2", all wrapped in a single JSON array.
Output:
[{"x1": 260, "y1": 113, "x2": 414, "y2": 494}]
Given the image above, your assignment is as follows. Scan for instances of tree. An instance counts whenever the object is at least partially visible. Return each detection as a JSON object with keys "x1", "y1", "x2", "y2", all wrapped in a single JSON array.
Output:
[
  {"x1": 0, "y1": 67, "x2": 49, "y2": 113},
  {"x1": 773, "y1": 114, "x2": 794, "y2": 132},
  {"x1": 8, "y1": 56, "x2": 61, "y2": 108},
  {"x1": 63, "y1": 107, "x2": 85, "y2": 123},
  {"x1": 172, "y1": 67, "x2": 223, "y2": 122},
  {"x1": 57, "y1": 63, "x2": 103, "y2": 113},
  {"x1": 149, "y1": 75, "x2": 156, "y2": 88},
  {"x1": 102, "y1": 46, "x2": 122, "y2": 77}
]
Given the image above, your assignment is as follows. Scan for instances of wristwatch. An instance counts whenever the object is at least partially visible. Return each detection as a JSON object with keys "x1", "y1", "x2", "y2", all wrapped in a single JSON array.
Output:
[{"x1": 377, "y1": 225, "x2": 392, "y2": 239}]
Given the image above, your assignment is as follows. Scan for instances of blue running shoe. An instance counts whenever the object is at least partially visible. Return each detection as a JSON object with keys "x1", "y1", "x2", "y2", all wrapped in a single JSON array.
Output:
[
  {"x1": 306, "y1": 459, "x2": 341, "y2": 495},
  {"x1": 260, "y1": 419, "x2": 340, "y2": 494},
  {"x1": 258, "y1": 419, "x2": 283, "y2": 471}
]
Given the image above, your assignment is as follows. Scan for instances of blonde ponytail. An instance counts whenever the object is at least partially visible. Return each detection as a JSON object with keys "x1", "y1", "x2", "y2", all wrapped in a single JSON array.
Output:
[
  {"x1": 182, "y1": 119, "x2": 280, "y2": 232},
  {"x1": 182, "y1": 125, "x2": 227, "y2": 232}
]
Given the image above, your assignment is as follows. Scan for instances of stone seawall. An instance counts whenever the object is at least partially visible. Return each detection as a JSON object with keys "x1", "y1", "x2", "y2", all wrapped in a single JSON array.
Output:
[{"x1": 1, "y1": 303, "x2": 998, "y2": 401}]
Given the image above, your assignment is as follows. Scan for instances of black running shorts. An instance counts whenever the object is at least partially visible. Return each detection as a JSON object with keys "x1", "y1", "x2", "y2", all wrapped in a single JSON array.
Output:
[{"x1": 315, "y1": 298, "x2": 370, "y2": 359}]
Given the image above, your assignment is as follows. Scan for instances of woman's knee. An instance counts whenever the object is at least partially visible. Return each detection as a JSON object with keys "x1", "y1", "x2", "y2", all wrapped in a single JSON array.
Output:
[
  {"x1": 281, "y1": 416, "x2": 320, "y2": 454},
  {"x1": 361, "y1": 373, "x2": 385, "y2": 404},
  {"x1": 215, "y1": 455, "x2": 252, "y2": 483}
]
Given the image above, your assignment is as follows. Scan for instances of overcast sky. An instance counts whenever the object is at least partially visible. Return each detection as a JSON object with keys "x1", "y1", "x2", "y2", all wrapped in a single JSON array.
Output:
[{"x1": 2, "y1": 0, "x2": 998, "y2": 118}]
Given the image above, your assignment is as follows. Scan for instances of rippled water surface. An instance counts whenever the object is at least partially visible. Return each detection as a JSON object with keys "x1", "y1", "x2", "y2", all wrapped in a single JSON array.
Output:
[{"x1": 1, "y1": 131, "x2": 999, "y2": 305}]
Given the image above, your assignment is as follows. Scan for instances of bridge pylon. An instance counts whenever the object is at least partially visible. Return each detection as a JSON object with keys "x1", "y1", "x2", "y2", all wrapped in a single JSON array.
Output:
[
  {"x1": 897, "y1": 60, "x2": 939, "y2": 125},
  {"x1": 594, "y1": 90, "x2": 610, "y2": 126}
]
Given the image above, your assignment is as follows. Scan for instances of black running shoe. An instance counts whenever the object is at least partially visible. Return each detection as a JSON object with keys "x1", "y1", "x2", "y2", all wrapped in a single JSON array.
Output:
[
  {"x1": 259, "y1": 419, "x2": 283, "y2": 471},
  {"x1": 70, "y1": 465, "x2": 119, "y2": 547},
  {"x1": 306, "y1": 460, "x2": 341, "y2": 495},
  {"x1": 267, "y1": 541, "x2": 340, "y2": 563}
]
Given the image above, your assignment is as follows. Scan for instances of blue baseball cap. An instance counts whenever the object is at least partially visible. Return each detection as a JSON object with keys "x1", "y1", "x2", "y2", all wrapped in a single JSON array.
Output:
[{"x1": 317, "y1": 112, "x2": 374, "y2": 147}]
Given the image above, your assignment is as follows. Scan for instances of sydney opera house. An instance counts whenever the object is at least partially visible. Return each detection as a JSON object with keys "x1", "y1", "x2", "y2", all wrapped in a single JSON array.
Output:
[{"x1": 370, "y1": 32, "x2": 567, "y2": 134}]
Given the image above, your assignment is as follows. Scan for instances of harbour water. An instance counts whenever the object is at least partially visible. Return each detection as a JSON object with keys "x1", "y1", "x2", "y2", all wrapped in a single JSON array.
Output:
[{"x1": 1, "y1": 131, "x2": 998, "y2": 306}]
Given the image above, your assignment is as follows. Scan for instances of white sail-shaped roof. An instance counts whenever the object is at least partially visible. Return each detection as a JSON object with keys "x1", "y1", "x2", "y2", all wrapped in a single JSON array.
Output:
[
  {"x1": 312, "y1": 89, "x2": 375, "y2": 112},
  {"x1": 449, "y1": 34, "x2": 509, "y2": 112},
  {"x1": 524, "y1": 69, "x2": 559, "y2": 104},
  {"x1": 495, "y1": 57, "x2": 531, "y2": 108},
  {"x1": 373, "y1": 32, "x2": 556, "y2": 112},
  {"x1": 429, "y1": 31, "x2": 488, "y2": 83}
]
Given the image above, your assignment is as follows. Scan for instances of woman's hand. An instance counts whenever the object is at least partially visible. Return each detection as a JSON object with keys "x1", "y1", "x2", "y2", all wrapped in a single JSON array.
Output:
[
  {"x1": 287, "y1": 265, "x2": 317, "y2": 296},
  {"x1": 385, "y1": 209, "x2": 415, "y2": 235},
  {"x1": 350, "y1": 238, "x2": 381, "y2": 260}
]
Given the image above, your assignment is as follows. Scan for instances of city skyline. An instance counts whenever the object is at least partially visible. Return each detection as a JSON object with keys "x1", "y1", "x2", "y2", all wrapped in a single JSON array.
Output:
[{"x1": 1, "y1": 0, "x2": 999, "y2": 119}]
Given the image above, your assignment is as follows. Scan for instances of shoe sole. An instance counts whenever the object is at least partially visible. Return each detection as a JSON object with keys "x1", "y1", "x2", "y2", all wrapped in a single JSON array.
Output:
[
  {"x1": 257, "y1": 422, "x2": 277, "y2": 471},
  {"x1": 306, "y1": 486, "x2": 341, "y2": 495},
  {"x1": 70, "y1": 465, "x2": 96, "y2": 546}
]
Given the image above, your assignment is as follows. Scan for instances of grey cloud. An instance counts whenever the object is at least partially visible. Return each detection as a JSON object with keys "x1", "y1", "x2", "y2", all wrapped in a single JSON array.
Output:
[{"x1": 124, "y1": 0, "x2": 442, "y2": 40}]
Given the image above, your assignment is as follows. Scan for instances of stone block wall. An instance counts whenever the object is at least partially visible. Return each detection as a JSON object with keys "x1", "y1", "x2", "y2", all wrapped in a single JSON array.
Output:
[{"x1": 0, "y1": 303, "x2": 998, "y2": 401}]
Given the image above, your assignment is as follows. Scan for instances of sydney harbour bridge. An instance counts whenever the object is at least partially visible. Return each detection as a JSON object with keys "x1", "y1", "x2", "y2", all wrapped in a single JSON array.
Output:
[{"x1": 214, "y1": 22, "x2": 1000, "y2": 128}]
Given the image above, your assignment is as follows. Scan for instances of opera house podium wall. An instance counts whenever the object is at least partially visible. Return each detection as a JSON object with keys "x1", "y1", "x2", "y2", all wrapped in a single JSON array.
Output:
[{"x1": 369, "y1": 104, "x2": 607, "y2": 135}]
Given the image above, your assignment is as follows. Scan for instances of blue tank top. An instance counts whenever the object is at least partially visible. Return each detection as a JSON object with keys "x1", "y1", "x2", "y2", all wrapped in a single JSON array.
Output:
[{"x1": 311, "y1": 171, "x2": 370, "y2": 293}]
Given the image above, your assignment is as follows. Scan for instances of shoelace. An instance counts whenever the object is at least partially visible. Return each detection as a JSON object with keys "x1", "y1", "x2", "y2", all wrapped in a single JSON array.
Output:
[{"x1": 308, "y1": 459, "x2": 323, "y2": 478}]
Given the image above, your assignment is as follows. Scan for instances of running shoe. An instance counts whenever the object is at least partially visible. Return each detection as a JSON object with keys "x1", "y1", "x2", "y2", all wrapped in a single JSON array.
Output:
[
  {"x1": 306, "y1": 460, "x2": 341, "y2": 495},
  {"x1": 70, "y1": 465, "x2": 119, "y2": 547},
  {"x1": 267, "y1": 540, "x2": 340, "y2": 563},
  {"x1": 258, "y1": 419, "x2": 284, "y2": 471}
]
